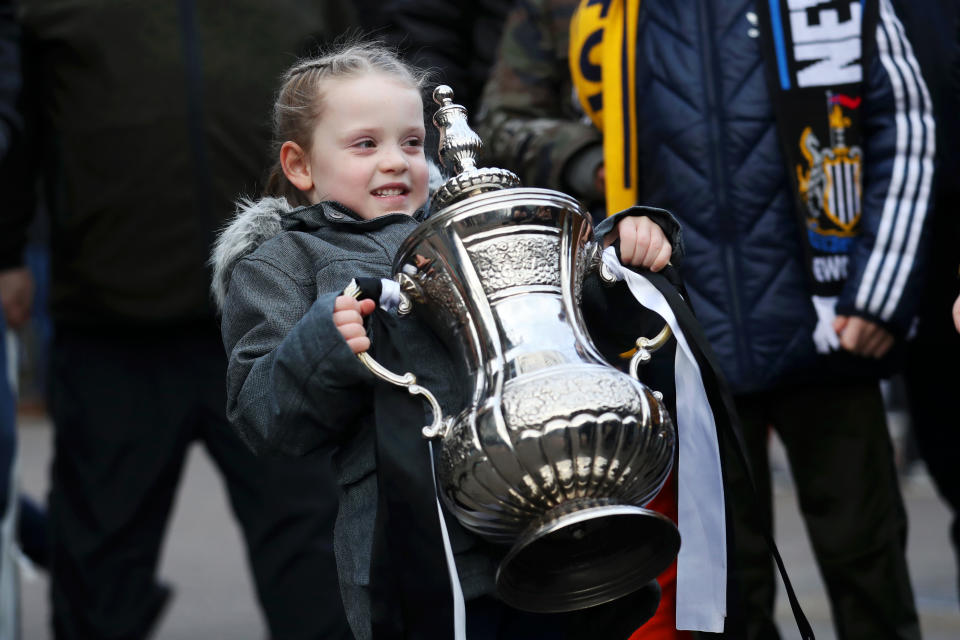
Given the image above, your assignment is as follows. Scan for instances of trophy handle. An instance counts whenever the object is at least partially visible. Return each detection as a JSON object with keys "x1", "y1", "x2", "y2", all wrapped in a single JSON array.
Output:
[
  {"x1": 343, "y1": 279, "x2": 449, "y2": 440},
  {"x1": 627, "y1": 324, "x2": 673, "y2": 381},
  {"x1": 588, "y1": 242, "x2": 674, "y2": 380}
]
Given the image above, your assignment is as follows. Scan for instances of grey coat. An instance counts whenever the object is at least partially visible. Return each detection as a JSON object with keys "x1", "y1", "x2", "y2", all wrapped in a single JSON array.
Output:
[{"x1": 212, "y1": 196, "x2": 680, "y2": 638}]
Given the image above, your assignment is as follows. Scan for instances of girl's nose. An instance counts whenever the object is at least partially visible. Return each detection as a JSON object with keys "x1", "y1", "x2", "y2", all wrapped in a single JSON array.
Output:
[{"x1": 379, "y1": 145, "x2": 408, "y2": 172}]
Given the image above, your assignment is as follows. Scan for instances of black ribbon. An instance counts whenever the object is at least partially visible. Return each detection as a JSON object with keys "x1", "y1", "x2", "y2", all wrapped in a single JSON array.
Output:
[{"x1": 355, "y1": 283, "x2": 455, "y2": 640}]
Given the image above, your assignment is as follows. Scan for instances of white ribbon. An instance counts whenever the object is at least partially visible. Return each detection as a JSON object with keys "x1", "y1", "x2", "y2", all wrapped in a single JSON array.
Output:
[
  {"x1": 601, "y1": 247, "x2": 727, "y2": 632},
  {"x1": 378, "y1": 278, "x2": 403, "y2": 312},
  {"x1": 429, "y1": 441, "x2": 467, "y2": 639}
]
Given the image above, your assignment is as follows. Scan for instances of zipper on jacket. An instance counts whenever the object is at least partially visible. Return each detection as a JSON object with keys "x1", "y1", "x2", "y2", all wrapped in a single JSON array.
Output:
[{"x1": 696, "y1": 0, "x2": 753, "y2": 385}]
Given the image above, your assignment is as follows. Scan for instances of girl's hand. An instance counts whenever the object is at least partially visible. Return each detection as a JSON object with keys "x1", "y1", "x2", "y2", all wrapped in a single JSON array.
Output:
[
  {"x1": 605, "y1": 216, "x2": 672, "y2": 271},
  {"x1": 334, "y1": 295, "x2": 376, "y2": 354}
]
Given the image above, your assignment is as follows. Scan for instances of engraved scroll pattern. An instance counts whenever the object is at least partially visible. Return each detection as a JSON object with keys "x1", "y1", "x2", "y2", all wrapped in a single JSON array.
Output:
[
  {"x1": 467, "y1": 235, "x2": 561, "y2": 297},
  {"x1": 501, "y1": 370, "x2": 646, "y2": 430}
]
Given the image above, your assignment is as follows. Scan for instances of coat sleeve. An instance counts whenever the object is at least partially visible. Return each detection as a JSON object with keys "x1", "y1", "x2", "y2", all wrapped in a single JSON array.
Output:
[
  {"x1": 836, "y1": 0, "x2": 936, "y2": 334},
  {"x1": 222, "y1": 255, "x2": 375, "y2": 457},
  {"x1": 475, "y1": 0, "x2": 603, "y2": 197}
]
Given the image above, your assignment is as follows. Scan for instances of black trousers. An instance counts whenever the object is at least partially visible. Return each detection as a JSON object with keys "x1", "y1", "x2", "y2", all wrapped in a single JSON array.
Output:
[
  {"x1": 47, "y1": 328, "x2": 351, "y2": 640},
  {"x1": 723, "y1": 381, "x2": 920, "y2": 640}
]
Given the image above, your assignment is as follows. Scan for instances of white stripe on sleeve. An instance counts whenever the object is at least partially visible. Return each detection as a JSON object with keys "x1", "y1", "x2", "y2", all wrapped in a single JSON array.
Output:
[{"x1": 855, "y1": 0, "x2": 933, "y2": 320}]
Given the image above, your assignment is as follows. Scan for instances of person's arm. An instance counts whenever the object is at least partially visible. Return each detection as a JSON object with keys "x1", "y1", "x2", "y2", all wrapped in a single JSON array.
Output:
[
  {"x1": 222, "y1": 256, "x2": 375, "y2": 457},
  {"x1": 834, "y1": 1, "x2": 935, "y2": 357},
  {"x1": 475, "y1": 0, "x2": 603, "y2": 199}
]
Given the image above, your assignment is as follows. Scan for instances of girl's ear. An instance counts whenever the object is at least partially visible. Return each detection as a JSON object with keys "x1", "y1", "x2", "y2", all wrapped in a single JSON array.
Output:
[{"x1": 280, "y1": 141, "x2": 313, "y2": 193}]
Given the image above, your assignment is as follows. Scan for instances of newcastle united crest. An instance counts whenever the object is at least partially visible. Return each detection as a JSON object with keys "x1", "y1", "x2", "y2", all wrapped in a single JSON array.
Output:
[
  {"x1": 795, "y1": 92, "x2": 863, "y2": 278},
  {"x1": 797, "y1": 93, "x2": 862, "y2": 236}
]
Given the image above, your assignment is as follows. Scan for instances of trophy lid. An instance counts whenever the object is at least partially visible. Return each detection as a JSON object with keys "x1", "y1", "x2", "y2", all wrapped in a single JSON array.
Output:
[{"x1": 430, "y1": 85, "x2": 520, "y2": 212}]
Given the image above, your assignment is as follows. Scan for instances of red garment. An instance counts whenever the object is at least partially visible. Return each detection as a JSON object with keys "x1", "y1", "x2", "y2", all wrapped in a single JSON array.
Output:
[{"x1": 629, "y1": 472, "x2": 693, "y2": 640}]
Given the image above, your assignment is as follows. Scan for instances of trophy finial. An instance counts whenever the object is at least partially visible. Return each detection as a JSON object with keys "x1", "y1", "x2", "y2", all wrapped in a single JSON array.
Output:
[
  {"x1": 430, "y1": 85, "x2": 520, "y2": 211},
  {"x1": 433, "y1": 84, "x2": 455, "y2": 107},
  {"x1": 432, "y1": 84, "x2": 481, "y2": 175}
]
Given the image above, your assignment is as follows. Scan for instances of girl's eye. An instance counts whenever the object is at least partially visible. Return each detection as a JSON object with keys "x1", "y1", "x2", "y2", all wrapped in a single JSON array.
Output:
[
  {"x1": 404, "y1": 138, "x2": 424, "y2": 149},
  {"x1": 354, "y1": 140, "x2": 376, "y2": 150}
]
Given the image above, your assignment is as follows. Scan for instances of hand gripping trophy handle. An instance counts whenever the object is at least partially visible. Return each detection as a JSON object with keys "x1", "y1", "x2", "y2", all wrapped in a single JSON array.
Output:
[
  {"x1": 344, "y1": 85, "x2": 521, "y2": 441},
  {"x1": 343, "y1": 279, "x2": 449, "y2": 440},
  {"x1": 594, "y1": 238, "x2": 675, "y2": 381}
]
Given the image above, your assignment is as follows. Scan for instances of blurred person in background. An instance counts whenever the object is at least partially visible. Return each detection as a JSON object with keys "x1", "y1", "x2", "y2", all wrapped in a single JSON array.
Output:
[
  {"x1": 379, "y1": 0, "x2": 611, "y2": 221},
  {"x1": 2, "y1": 2, "x2": 361, "y2": 638},
  {"x1": 473, "y1": 2, "x2": 606, "y2": 220},
  {"x1": 478, "y1": 1, "x2": 933, "y2": 638},
  {"x1": 379, "y1": 0, "x2": 514, "y2": 117},
  {"x1": 893, "y1": 0, "x2": 960, "y2": 609},
  {"x1": 0, "y1": 1, "x2": 44, "y2": 636}
]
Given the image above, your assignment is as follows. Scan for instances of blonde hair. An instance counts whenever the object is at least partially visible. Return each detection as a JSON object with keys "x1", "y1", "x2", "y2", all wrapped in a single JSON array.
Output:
[{"x1": 265, "y1": 41, "x2": 430, "y2": 207}]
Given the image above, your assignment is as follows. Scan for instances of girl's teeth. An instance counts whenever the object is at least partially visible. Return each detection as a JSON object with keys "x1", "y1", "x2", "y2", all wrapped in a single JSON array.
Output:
[{"x1": 375, "y1": 189, "x2": 403, "y2": 196}]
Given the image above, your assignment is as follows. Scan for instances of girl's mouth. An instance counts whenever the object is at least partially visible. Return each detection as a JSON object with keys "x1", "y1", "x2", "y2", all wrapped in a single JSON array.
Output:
[{"x1": 372, "y1": 186, "x2": 409, "y2": 197}]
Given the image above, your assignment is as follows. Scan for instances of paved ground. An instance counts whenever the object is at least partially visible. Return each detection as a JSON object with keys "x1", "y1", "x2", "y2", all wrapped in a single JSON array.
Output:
[{"x1": 12, "y1": 413, "x2": 960, "y2": 639}]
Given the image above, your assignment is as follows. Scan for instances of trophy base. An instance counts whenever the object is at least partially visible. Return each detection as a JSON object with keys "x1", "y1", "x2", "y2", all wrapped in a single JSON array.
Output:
[{"x1": 495, "y1": 501, "x2": 680, "y2": 613}]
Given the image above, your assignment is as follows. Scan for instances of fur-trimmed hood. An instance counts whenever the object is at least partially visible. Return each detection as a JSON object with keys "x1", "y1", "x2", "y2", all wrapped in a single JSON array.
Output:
[{"x1": 210, "y1": 196, "x2": 293, "y2": 312}]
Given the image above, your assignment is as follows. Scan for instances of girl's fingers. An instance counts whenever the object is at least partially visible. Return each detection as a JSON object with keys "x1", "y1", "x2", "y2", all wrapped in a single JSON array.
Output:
[
  {"x1": 333, "y1": 309, "x2": 363, "y2": 327},
  {"x1": 641, "y1": 230, "x2": 664, "y2": 268},
  {"x1": 334, "y1": 295, "x2": 361, "y2": 312},
  {"x1": 649, "y1": 241, "x2": 672, "y2": 272},
  {"x1": 617, "y1": 220, "x2": 637, "y2": 265},
  {"x1": 615, "y1": 217, "x2": 674, "y2": 268},
  {"x1": 334, "y1": 294, "x2": 376, "y2": 354},
  {"x1": 334, "y1": 295, "x2": 376, "y2": 314},
  {"x1": 337, "y1": 322, "x2": 367, "y2": 341},
  {"x1": 630, "y1": 221, "x2": 651, "y2": 266},
  {"x1": 345, "y1": 336, "x2": 371, "y2": 354}
]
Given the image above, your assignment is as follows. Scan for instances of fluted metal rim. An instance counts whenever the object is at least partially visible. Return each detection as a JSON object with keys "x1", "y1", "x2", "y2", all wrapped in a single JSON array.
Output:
[{"x1": 495, "y1": 502, "x2": 680, "y2": 612}]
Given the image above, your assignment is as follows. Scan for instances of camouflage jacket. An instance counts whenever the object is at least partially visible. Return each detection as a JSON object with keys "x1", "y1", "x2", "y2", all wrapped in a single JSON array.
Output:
[{"x1": 476, "y1": 0, "x2": 602, "y2": 204}]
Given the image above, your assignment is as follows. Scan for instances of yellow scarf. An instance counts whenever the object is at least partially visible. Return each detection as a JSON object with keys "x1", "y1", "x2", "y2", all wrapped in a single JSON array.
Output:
[{"x1": 568, "y1": 0, "x2": 641, "y2": 214}]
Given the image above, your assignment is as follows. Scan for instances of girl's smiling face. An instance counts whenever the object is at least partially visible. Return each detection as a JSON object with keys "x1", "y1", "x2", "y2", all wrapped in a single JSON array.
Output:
[{"x1": 299, "y1": 73, "x2": 428, "y2": 219}]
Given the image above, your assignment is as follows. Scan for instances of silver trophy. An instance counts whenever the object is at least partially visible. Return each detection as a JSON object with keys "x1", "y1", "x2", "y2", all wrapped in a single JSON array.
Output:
[{"x1": 352, "y1": 86, "x2": 679, "y2": 613}]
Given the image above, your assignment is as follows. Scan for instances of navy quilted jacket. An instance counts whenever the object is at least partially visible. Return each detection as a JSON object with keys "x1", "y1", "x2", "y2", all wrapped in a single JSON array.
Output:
[{"x1": 629, "y1": 0, "x2": 934, "y2": 393}]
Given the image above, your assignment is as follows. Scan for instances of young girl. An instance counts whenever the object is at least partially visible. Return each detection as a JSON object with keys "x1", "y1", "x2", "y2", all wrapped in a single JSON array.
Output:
[{"x1": 212, "y1": 41, "x2": 680, "y2": 640}]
